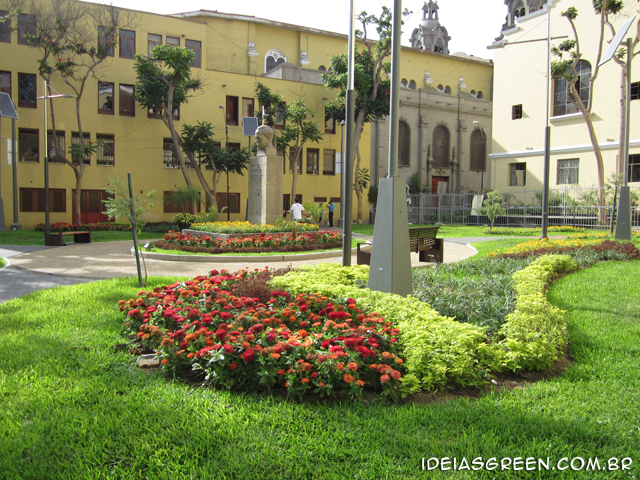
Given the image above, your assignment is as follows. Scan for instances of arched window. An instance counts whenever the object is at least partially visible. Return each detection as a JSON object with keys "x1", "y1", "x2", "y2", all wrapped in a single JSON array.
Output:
[
  {"x1": 477, "y1": 91, "x2": 483, "y2": 99},
  {"x1": 433, "y1": 126, "x2": 450, "y2": 168},
  {"x1": 399, "y1": 121, "x2": 410, "y2": 167},
  {"x1": 553, "y1": 60, "x2": 591, "y2": 116},
  {"x1": 444, "y1": 85, "x2": 451, "y2": 95},
  {"x1": 520, "y1": 8, "x2": 526, "y2": 16},
  {"x1": 265, "y1": 49, "x2": 286, "y2": 73},
  {"x1": 401, "y1": 78, "x2": 408, "y2": 87},
  {"x1": 318, "y1": 65, "x2": 326, "y2": 71},
  {"x1": 408, "y1": 80, "x2": 416, "y2": 90},
  {"x1": 437, "y1": 84, "x2": 444, "y2": 92},
  {"x1": 470, "y1": 90, "x2": 476, "y2": 96},
  {"x1": 470, "y1": 129, "x2": 486, "y2": 172}
]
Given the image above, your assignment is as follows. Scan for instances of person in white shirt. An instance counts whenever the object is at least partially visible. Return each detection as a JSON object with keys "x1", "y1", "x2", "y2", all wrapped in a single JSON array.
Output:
[{"x1": 290, "y1": 198, "x2": 305, "y2": 220}]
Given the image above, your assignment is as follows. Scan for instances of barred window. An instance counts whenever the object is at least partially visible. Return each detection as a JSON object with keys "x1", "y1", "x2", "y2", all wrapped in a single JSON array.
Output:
[
  {"x1": 96, "y1": 134, "x2": 115, "y2": 166},
  {"x1": 557, "y1": 159, "x2": 579, "y2": 185},
  {"x1": 398, "y1": 121, "x2": 410, "y2": 167},
  {"x1": 47, "y1": 130, "x2": 66, "y2": 163},
  {"x1": 433, "y1": 126, "x2": 450, "y2": 168},
  {"x1": 163, "y1": 138, "x2": 179, "y2": 169},
  {"x1": 19, "y1": 128, "x2": 39, "y2": 162},
  {"x1": 71, "y1": 132, "x2": 91, "y2": 165}
]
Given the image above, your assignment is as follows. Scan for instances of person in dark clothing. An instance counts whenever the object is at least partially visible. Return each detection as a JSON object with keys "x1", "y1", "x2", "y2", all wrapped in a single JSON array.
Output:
[{"x1": 326, "y1": 201, "x2": 335, "y2": 227}]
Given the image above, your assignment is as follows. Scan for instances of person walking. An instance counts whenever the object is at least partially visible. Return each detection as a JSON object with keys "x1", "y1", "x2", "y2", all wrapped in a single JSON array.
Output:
[
  {"x1": 326, "y1": 201, "x2": 335, "y2": 227},
  {"x1": 290, "y1": 198, "x2": 305, "y2": 220}
]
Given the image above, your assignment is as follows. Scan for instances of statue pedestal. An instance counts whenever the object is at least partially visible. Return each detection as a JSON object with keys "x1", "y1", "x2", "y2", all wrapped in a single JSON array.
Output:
[{"x1": 247, "y1": 150, "x2": 283, "y2": 225}]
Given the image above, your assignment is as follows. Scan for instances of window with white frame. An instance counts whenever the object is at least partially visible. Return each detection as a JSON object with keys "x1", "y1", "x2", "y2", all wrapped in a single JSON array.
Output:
[
  {"x1": 265, "y1": 49, "x2": 286, "y2": 73},
  {"x1": 557, "y1": 159, "x2": 579, "y2": 185},
  {"x1": 553, "y1": 60, "x2": 591, "y2": 116},
  {"x1": 628, "y1": 154, "x2": 640, "y2": 183}
]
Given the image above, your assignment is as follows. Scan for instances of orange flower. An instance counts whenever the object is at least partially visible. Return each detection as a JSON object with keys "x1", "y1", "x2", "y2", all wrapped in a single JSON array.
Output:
[
  {"x1": 160, "y1": 359, "x2": 169, "y2": 364},
  {"x1": 380, "y1": 374, "x2": 390, "y2": 383},
  {"x1": 356, "y1": 379, "x2": 365, "y2": 387},
  {"x1": 318, "y1": 381, "x2": 326, "y2": 387},
  {"x1": 347, "y1": 362, "x2": 358, "y2": 371},
  {"x1": 343, "y1": 374, "x2": 354, "y2": 383},
  {"x1": 241, "y1": 341, "x2": 251, "y2": 349},
  {"x1": 301, "y1": 377, "x2": 310, "y2": 383},
  {"x1": 390, "y1": 370, "x2": 401, "y2": 380},
  {"x1": 270, "y1": 353, "x2": 281, "y2": 359},
  {"x1": 186, "y1": 352, "x2": 195, "y2": 359},
  {"x1": 395, "y1": 358, "x2": 404, "y2": 364},
  {"x1": 381, "y1": 352, "x2": 392, "y2": 359},
  {"x1": 176, "y1": 350, "x2": 185, "y2": 356},
  {"x1": 335, "y1": 363, "x2": 345, "y2": 372}
]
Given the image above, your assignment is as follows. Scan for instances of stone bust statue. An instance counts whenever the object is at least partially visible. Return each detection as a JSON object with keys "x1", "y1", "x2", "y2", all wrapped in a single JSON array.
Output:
[{"x1": 255, "y1": 125, "x2": 276, "y2": 156}]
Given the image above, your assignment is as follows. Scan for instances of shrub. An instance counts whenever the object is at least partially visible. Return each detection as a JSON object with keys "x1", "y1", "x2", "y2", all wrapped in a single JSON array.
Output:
[
  {"x1": 172, "y1": 213, "x2": 199, "y2": 229},
  {"x1": 190, "y1": 221, "x2": 319, "y2": 234},
  {"x1": 118, "y1": 269, "x2": 406, "y2": 401}
]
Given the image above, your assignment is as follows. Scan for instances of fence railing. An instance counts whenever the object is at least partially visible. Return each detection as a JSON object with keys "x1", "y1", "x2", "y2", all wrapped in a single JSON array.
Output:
[{"x1": 406, "y1": 187, "x2": 640, "y2": 229}]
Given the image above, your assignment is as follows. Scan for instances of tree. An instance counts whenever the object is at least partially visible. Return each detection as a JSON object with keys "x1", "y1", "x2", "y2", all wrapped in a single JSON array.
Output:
[
  {"x1": 134, "y1": 45, "x2": 206, "y2": 213},
  {"x1": 254, "y1": 82, "x2": 322, "y2": 203},
  {"x1": 551, "y1": 0, "x2": 624, "y2": 222},
  {"x1": 323, "y1": 7, "x2": 409, "y2": 223},
  {"x1": 180, "y1": 121, "x2": 249, "y2": 212},
  {"x1": 479, "y1": 190, "x2": 506, "y2": 230},
  {"x1": 102, "y1": 173, "x2": 154, "y2": 229},
  {"x1": 9, "y1": 0, "x2": 137, "y2": 224}
]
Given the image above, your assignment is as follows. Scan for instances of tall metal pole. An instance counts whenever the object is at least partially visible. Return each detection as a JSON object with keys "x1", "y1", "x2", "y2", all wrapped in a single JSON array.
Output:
[
  {"x1": 128, "y1": 172, "x2": 143, "y2": 288},
  {"x1": 11, "y1": 117, "x2": 20, "y2": 229},
  {"x1": 338, "y1": 120, "x2": 345, "y2": 228},
  {"x1": 541, "y1": 8, "x2": 552, "y2": 238},
  {"x1": 615, "y1": 38, "x2": 633, "y2": 240},
  {"x1": 367, "y1": 0, "x2": 413, "y2": 296},
  {"x1": 43, "y1": 80, "x2": 50, "y2": 238},
  {"x1": 341, "y1": 0, "x2": 356, "y2": 266}
]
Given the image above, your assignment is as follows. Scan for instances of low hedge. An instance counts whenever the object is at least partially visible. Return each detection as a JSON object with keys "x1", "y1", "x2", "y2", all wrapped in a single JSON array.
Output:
[{"x1": 270, "y1": 257, "x2": 576, "y2": 394}]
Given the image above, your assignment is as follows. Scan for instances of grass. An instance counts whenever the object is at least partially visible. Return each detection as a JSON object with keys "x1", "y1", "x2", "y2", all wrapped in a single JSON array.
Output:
[
  {"x1": 0, "y1": 230, "x2": 160, "y2": 246},
  {"x1": 0, "y1": 257, "x2": 5, "y2": 267},
  {"x1": 352, "y1": 224, "x2": 515, "y2": 238},
  {"x1": 1, "y1": 253, "x2": 639, "y2": 477}
]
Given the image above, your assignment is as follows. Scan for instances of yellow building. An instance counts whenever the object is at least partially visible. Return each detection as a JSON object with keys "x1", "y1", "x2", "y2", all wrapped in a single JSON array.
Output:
[
  {"x1": 0, "y1": 0, "x2": 493, "y2": 229},
  {"x1": 490, "y1": 0, "x2": 640, "y2": 204}
]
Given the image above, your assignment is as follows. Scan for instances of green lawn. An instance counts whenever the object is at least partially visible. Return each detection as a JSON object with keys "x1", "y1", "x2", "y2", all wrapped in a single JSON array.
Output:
[
  {"x1": 0, "y1": 256, "x2": 638, "y2": 477},
  {"x1": 0, "y1": 230, "x2": 161, "y2": 246},
  {"x1": 353, "y1": 224, "x2": 501, "y2": 238}
]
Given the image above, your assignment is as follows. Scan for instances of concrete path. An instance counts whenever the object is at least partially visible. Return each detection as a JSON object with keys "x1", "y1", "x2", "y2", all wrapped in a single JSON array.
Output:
[{"x1": 0, "y1": 237, "x2": 478, "y2": 304}]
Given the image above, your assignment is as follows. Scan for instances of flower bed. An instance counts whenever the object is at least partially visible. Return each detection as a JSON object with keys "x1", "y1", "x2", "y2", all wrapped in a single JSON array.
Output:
[
  {"x1": 488, "y1": 237, "x2": 639, "y2": 259},
  {"x1": 35, "y1": 222, "x2": 133, "y2": 232},
  {"x1": 483, "y1": 226, "x2": 586, "y2": 235},
  {"x1": 155, "y1": 230, "x2": 343, "y2": 255},
  {"x1": 189, "y1": 221, "x2": 319, "y2": 234},
  {"x1": 119, "y1": 269, "x2": 405, "y2": 401}
]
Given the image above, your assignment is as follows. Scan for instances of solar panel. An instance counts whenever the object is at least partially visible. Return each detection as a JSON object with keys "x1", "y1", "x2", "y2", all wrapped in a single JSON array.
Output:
[
  {"x1": 242, "y1": 116, "x2": 259, "y2": 136},
  {"x1": 0, "y1": 93, "x2": 18, "y2": 120}
]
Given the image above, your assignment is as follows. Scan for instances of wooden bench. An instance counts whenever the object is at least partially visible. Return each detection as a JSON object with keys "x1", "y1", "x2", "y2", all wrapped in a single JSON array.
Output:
[
  {"x1": 45, "y1": 229, "x2": 92, "y2": 247},
  {"x1": 356, "y1": 226, "x2": 443, "y2": 265}
]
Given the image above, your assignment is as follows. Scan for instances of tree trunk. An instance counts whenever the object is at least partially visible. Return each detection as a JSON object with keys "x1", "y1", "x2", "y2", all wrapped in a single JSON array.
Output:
[
  {"x1": 353, "y1": 112, "x2": 366, "y2": 223},
  {"x1": 184, "y1": 151, "x2": 216, "y2": 209},
  {"x1": 72, "y1": 164, "x2": 83, "y2": 224},
  {"x1": 291, "y1": 147, "x2": 303, "y2": 204},
  {"x1": 569, "y1": 83, "x2": 607, "y2": 223}
]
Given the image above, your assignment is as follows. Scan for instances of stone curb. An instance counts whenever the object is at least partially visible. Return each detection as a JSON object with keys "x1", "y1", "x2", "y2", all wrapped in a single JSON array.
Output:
[{"x1": 130, "y1": 246, "x2": 359, "y2": 263}]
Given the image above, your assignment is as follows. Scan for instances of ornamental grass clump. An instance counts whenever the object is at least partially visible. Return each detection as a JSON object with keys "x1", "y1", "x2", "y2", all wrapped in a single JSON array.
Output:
[
  {"x1": 189, "y1": 221, "x2": 319, "y2": 234},
  {"x1": 118, "y1": 268, "x2": 405, "y2": 401}
]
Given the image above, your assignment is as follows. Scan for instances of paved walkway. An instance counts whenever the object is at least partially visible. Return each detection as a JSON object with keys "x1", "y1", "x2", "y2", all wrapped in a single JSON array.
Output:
[{"x1": 0, "y1": 236, "x2": 478, "y2": 304}]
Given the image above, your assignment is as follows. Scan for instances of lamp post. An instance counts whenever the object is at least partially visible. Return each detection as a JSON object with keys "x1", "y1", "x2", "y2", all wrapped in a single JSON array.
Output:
[
  {"x1": 473, "y1": 120, "x2": 486, "y2": 192},
  {"x1": 456, "y1": 77, "x2": 466, "y2": 194},
  {"x1": 338, "y1": 119, "x2": 345, "y2": 228},
  {"x1": 219, "y1": 104, "x2": 231, "y2": 222},
  {"x1": 36, "y1": 81, "x2": 75, "y2": 243}
]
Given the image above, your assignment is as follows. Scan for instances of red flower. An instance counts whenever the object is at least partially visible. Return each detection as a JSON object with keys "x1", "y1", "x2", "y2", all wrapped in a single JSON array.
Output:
[
  {"x1": 242, "y1": 348, "x2": 254, "y2": 362},
  {"x1": 230, "y1": 362, "x2": 238, "y2": 370},
  {"x1": 278, "y1": 369, "x2": 285, "y2": 376},
  {"x1": 223, "y1": 344, "x2": 234, "y2": 354},
  {"x1": 343, "y1": 374, "x2": 354, "y2": 383},
  {"x1": 380, "y1": 374, "x2": 390, "y2": 383}
]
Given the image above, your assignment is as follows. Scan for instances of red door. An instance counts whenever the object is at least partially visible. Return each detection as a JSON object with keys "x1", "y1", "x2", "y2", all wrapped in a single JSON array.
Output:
[
  {"x1": 72, "y1": 190, "x2": 113, "y2": 224},
  {"x1": 431, "y1": 176, "x2": 449, "y2": 194}
]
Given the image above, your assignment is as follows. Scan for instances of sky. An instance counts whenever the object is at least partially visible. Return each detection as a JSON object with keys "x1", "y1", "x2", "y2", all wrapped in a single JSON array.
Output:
[{"x1": 82, "y1": 0, "x2": 507, "y2": 60}]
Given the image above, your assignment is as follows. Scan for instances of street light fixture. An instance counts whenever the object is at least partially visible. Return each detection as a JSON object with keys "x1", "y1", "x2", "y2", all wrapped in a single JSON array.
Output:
[
  {"x1": 219, "y1": 104, "x2": 231, "y2": 221},
  {"x1": 36, "y1": 81, "x2": 75, "y2": 244}
]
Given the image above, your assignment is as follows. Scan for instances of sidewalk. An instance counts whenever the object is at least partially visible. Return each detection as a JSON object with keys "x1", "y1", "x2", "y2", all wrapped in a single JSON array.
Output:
[{"x1": 0, "y1": 238, "x2": 477, "y2": 303}]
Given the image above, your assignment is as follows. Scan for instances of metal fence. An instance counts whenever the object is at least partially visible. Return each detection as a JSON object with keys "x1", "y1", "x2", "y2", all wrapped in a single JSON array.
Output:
[{"x1": 406, "y1": 187, "x2": 640, "y2": 229}]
